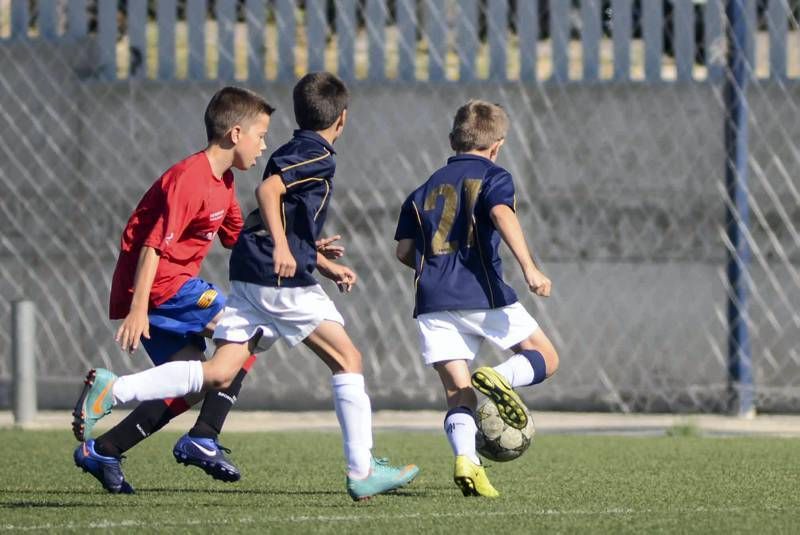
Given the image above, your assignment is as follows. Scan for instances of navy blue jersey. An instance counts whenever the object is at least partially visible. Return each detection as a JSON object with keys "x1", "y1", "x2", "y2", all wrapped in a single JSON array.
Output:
[
  {"x1": 230, "y1": 130, "x2": 335, "y2": 287},
  {"x1": 395, "y1": 154, "x2": 519, "y2": 317}
]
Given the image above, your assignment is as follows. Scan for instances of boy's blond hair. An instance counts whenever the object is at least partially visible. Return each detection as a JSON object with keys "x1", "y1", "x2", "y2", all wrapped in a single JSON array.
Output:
[
  {"x1": 204, "y1": 86, "x2": 275, "y2": 142},
  {"x1": 449, "y1": 100, "x2": 509, "y2": 152}
]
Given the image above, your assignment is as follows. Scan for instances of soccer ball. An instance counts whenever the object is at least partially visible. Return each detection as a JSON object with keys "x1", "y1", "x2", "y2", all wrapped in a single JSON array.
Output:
[{"x1": 475, "y1": 399, "x2": 535, "y2": 462}]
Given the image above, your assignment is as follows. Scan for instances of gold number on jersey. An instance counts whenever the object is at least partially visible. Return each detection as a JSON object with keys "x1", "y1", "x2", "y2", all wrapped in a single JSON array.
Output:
[
  {"x1": 463, "y1": 179, "x2": 482, "y2": 247},
  {"x1": 423, "y1": 179, "x2": 482, "y2": 256}
]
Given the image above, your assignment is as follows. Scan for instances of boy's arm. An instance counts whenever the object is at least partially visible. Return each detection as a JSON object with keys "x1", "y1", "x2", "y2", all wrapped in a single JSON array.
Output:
[
  {"x1": 490, "y1": 204, "x2": 551, "y2": 297},
  {"x1": 116, "y1": 246, "x2": 160, "y2": 353},
  {"x1": 394, "y1": 197, "x2": 417, "y2": 269},
  {"x1": 218, "y1": 195, "x2": 244, "y2": 248},
  {"x1": 316, "y1": 253, "x2": 357, "y2": 292},
  {"x1": 256, "y1": 174, "x2": 296, "y2": 277},
  {"x1": 395, "y1": 239, "x2": 416, "y2": 268}
]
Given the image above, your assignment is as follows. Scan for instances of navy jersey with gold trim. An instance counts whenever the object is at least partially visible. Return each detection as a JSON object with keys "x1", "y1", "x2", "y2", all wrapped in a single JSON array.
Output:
[
  {"x1": 394, "y1": 154, "x2": 518, "y2": 317},
  {"x1": 230, "y1": 130, "x2": 335, "y2": 287}
]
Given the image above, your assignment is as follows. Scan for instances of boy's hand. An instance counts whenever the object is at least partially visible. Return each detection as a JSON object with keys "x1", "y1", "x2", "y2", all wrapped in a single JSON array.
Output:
[
  {"x1": 274, "y1": 243, "x2": 297, "y2": 278},
  {"x1": 319, "y1": 260, "x2": 358, "y2": 293},
  {"x1": 524, "y1": 266, "x2": 551, "y2": 297},
  {"x1": 116, "y1": 308, "x2": 150, "y2": 354},
  {"x1": 316, "y1": 234, "x2": 345, "y2": 260}
]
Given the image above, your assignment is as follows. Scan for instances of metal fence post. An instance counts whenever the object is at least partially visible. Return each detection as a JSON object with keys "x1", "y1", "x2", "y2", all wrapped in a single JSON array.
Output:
[
  {"x1": 12, "y1": 301, "x2": 37, "y2": 426},
  {"x1": 724, "y1": 0, "x2": 754, "y2": 418}
]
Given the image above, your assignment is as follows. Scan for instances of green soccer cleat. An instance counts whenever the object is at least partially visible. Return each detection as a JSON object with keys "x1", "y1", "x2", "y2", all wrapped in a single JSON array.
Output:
[
  {"x1": 346, "y1": 457, "x2": 419, "y2": 501},
  {"x1": 454, "y1": 455, "x2": 499, "y2": 498},
  {"x1": 72, "y1": 368, "x2": 117, "y2": 442},
  {"x1": 471, "y1": 366, "x2": 528, "y2": 430}
]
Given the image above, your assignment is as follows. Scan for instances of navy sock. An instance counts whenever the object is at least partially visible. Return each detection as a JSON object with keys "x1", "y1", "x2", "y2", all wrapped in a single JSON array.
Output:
[
  {"x1": 188, "y1": 358, "x2": 254, "y2": 439},
  {"x1": 94, "y1": 398, "x2": 187, "y2": 457},
  {"x1": 521, "y1": 350, "x2": 548, "y2": 385}
]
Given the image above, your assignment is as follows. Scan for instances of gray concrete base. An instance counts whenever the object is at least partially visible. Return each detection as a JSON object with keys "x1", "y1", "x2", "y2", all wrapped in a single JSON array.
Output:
[{"x1": 4, "y1": 410, "x2": 800, "y2": 437}]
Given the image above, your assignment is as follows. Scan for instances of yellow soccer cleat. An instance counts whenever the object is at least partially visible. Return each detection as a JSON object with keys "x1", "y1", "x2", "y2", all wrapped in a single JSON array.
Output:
[
  {"x1": 471, "y1": 366, "x2": 528, "y2": 430},
  {"x1": 453, "y1": 455, "x2": 499, "y2": 498}
]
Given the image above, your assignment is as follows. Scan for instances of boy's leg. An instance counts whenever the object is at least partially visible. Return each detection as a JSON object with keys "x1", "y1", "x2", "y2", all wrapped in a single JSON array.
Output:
[
  {"x1": 92, "y1": 343, "x2": 206, "y2": 458},
  {"x1": 434, "y1": 359, "x2": 498, "y2": 498},
  {"x1": 303, "y1": 321, "x2": 370, "y2": 477},
  {"x1": 186, "y1": 354, "x2": 256, "y2": 440},
  {"x1": 470, "y1": 305, "x2": 558, "y2": 429},
  {"x1": 302, "y1": 320, "x2": 418, "y2": 500},
  {"x1": 74, "y1": 339, "x2": 255, "y2": 443},
  {"x1": 494, "y1": 328, "x2": 559, "y2": 387},
  {"x1": 173, "y1": 341, "x2": 258, "y2": 483},
  {"x1": 434, "y1": 360, "x2": 479, "y2": 463}
]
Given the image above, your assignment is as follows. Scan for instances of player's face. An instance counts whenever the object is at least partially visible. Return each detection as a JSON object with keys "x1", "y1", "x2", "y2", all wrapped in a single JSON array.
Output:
[{"x1": 233, "y1": 113, "x2": 270, "y2": 170}]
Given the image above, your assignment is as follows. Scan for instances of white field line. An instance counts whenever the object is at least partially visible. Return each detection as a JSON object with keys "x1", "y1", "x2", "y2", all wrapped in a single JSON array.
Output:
[{"x1": 1, "y1": 506, "x2": 794, "y2": 531}]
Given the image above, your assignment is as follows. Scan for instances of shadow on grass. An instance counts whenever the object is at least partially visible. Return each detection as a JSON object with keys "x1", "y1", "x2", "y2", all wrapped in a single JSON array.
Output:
[
  {"x1": 0, "y1": 489, "x2": 103, "y2": 496},
  {"x1": 2, "y1": 502, "x2": 91, "y2": 509}
]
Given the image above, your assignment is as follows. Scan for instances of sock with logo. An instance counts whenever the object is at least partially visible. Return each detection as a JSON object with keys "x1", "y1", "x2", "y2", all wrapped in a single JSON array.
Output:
[
  {"x1": 444, "y1": 406, "x2": 480, "y2": 465},
  {"x1": 493, "y1": 350, "x2": 549, "y2": 388},
  {"x1": 188, "y1": 355, "x2": 256, "y2": 440},
  {"x1": 332, "y1": 373, "x2": 373, "y2": 479},
  {"x1": 94, "y1": 397, "x2": 191, "y2": 458}
]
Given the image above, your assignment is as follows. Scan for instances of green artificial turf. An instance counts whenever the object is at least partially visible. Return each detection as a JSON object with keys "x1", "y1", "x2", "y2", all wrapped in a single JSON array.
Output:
[{"x1": 1, "y1": 429, "x2": 798, "y2": 533}]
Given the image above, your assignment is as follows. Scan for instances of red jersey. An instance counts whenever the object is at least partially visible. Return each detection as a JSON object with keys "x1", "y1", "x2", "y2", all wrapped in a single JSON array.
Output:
[{"x1": 109, "y1": 152, "x2": 243, "y2": 319}]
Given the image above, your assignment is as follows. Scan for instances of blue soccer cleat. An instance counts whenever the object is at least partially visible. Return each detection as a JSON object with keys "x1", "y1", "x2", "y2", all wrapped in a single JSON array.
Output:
[
  {"x1": 346, "y1": 457, "x2": 420, "y2": 501},
  {"x1": 72, "y1": 368, "x2": 117, "y2": 442},
  {"x1": 73, "y1": 440, "x2": 134, "y2": 494},
  {"x1": 172, "y1": 434, "x2": 241, "y2": 482}
]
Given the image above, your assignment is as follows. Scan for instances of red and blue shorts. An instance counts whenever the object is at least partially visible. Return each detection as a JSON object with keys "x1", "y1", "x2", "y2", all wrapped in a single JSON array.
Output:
[{"x1": 141, "y1": 278, "x2": 226, "y2": 365}]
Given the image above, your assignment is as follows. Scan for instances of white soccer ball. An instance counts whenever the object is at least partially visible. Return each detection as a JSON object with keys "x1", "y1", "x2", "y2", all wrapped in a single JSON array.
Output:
[{"x1": 475, "y1": 399, "x2": 535, "y2": 462}]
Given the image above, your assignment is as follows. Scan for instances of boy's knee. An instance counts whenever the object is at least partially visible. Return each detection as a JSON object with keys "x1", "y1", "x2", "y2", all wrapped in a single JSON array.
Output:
[
  {"x1": 203, "y1": 362, "x2": 236, "y2": 390},
  {"x1": 339, "y1": 347, "x2": 362, "y2": 373}
]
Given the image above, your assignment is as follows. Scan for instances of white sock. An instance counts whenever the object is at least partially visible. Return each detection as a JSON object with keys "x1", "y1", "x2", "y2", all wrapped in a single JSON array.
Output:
[
  {"x1": 112, "y1": 360, "x2": 204, "y2": 404},
  {"x1": 444, "y1": 408, "x2": 480, "y2": 465},
  {"x1": 331, "y1": 373, "x2": 373, "y2": 479},
  {"x1": 494, "y1": 354, "x2": 535, "y2": 388}
]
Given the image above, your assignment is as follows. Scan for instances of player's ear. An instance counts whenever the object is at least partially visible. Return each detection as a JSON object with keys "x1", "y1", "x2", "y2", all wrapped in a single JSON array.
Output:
[
  {"x1": 489, "y1": 138, "x2": 505, "y2": 160},
  {"x1": 337, "y1": 109, "x2": 347, "y2": 131},
  {"x1": 229, "y1": 125, "x2": 242, "y2": 144}
]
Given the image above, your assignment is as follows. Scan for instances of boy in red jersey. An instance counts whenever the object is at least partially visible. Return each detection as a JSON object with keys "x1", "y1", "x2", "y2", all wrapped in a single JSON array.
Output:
[
  {"x1": 71, "y1": 86, "x2": 273, "y2": 494},
  {"x1": 72, "y1": 73, "x2": 418, "y2": 501}
]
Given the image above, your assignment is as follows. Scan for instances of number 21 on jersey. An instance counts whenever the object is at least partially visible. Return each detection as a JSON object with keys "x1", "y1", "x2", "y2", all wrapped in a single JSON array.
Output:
[{"x1": 422, "y1": 179, "x2": 482, "y2": 256}]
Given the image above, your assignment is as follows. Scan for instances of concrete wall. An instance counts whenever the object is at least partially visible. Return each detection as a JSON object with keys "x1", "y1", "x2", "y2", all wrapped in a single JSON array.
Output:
[{"x1": 1, "y1": 39, "x2": 799, "y2": 412}]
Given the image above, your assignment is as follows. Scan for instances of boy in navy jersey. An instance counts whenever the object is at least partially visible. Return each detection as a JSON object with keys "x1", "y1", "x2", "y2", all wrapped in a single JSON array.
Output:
[
  {"x1": 394, "y1": 100, "x2": 560, "y2": 498},
  {"x1": 73, "y1": 72, "x2": 418, "y2": 501}
]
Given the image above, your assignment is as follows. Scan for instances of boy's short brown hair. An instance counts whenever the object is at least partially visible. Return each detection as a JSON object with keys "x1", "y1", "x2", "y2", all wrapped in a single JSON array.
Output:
[
  {"x1": 293, "y1": 72, "x2": 349, "y2": 131},
  {"x1": 204, "y1": 86, "x2": 275, "y2": 142},
  {"x1": 449, "y1": 100, "x2": 509, "y2": 152}
]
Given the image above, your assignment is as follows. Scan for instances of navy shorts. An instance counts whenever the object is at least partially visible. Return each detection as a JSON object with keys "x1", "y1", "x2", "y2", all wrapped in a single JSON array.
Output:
[{"x1": 140, "y1": 278, "x2": 226, "y2": 365}]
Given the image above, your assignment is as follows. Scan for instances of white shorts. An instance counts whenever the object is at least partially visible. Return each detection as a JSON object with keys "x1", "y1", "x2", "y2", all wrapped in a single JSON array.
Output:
[
  {"x1": 213, "y1": 281, "x2": 344, "y2": 352},
  {"x1": 416, "y1": 302, "x2": 539, "y2": 366}
]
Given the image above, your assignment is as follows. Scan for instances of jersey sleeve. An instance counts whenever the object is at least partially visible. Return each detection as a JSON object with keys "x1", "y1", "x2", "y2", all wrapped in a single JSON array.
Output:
[
  {"x1": 480, "y1": 169, "x2": 516, "y2": 212},
  {"x1": 394, "y1": 196, "x2": 418, "y2": 241},
  {"x1": 266, "y1": 150, "x2": 334, "y2": 186},
  {"x1": 142, "y1": 172, "x2": 202, "y2": 255},
  {"x1": 218, "y1": 192, "x2": 243, "y2": 248}
]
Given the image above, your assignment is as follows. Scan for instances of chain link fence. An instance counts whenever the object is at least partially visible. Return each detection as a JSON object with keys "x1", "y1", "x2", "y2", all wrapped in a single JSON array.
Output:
[{"x1": 1, "y1": 0, "x2": 799, "y2": 412}]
